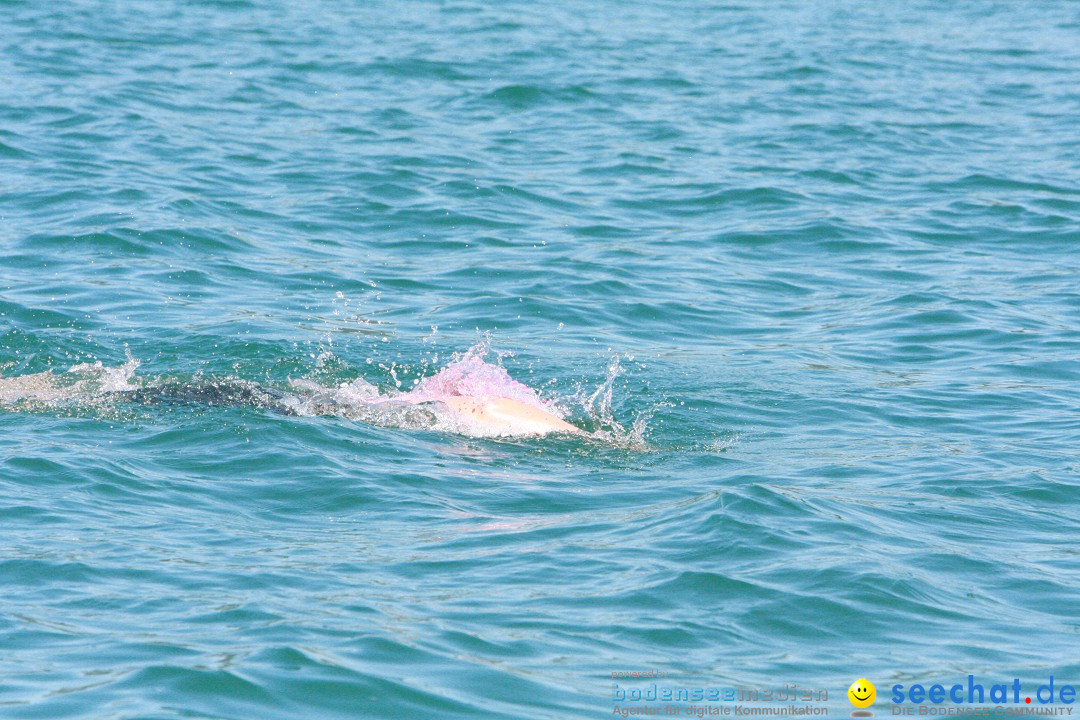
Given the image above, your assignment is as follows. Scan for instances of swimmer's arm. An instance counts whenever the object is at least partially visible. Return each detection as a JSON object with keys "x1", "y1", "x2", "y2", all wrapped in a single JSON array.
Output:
[{"x1": 443, "y1": 396, "x2": 581, "y2": 435}]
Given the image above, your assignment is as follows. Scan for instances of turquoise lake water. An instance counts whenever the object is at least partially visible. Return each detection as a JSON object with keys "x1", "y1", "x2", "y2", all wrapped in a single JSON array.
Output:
[{"x1": 3, "y1": 0, "x2": 1080, "y2": 717}]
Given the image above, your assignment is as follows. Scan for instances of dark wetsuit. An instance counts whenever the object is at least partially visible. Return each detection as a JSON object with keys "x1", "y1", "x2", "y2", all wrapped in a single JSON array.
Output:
[{"x1": 115, "y1": 380, "x2": 300, "y2": 415}]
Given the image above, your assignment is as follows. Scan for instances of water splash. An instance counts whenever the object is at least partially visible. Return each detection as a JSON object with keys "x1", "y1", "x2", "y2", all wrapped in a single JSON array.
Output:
[
  {"x1": 403, "y1": 343, "x2": 558, "y2": 414},
  {"x1": 569, "y1": 355, "x2": 653, "y2": 450},
  {"x1": 0, "y1": 355, "x2": 139, "y2": 410}
]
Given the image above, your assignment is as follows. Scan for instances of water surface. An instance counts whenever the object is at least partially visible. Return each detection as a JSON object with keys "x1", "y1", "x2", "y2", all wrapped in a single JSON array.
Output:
[{"x1": 2, "y1": 0, "x2": 1080, "y2": 718}]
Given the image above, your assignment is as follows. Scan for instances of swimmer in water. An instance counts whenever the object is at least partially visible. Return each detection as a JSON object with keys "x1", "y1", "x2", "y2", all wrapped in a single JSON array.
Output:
[
  {"x1": 121, "y1": 383, "x2": 580, "y2": 436},
  {"x1": 0, "y1": 351, "x2": 583, "y2": 438}
]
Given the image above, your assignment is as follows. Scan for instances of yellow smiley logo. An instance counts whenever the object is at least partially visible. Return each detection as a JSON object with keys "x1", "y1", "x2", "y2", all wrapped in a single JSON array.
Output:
[{"x1": 848, "y1": 678, "x2": 876, "y2": 708}]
